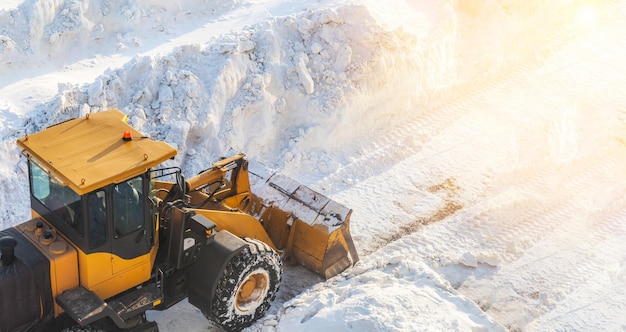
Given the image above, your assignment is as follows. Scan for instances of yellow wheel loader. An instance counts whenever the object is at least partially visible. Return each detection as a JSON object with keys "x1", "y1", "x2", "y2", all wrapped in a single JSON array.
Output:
[{"x1": 0, "y1": 109, "x2": 358, "y2": 332}]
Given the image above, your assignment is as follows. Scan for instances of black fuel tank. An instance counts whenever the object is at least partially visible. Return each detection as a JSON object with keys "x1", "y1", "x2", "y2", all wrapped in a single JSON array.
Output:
[{"x1": 0, "y1": 227, "x2": 53, "y2": 332}]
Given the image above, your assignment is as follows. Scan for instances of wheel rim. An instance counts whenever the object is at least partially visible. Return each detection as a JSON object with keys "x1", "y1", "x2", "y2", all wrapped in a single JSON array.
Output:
[{"x1": 235, "y1": 271, "x2": 269, "y2": 312}]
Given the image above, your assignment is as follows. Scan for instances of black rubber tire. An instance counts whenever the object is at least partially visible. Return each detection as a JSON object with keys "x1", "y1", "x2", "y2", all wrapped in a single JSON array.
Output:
[{"x1": 208, "y1": 238, "x2": 282, "y2": 331}]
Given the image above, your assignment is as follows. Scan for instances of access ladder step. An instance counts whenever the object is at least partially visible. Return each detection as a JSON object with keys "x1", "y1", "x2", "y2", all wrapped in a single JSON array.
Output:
[{"x1": 56, "y1": 286, "x2": 110, "y2": 326}]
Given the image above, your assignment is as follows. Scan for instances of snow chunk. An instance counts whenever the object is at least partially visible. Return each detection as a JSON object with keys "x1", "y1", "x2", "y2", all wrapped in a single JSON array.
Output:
[
  {"x1": 333, "y1": 45, "x2": 352, "y2": 72},
  {"x1": 295, "y1": 52, "x2": 314, "y2": 94},
  {"x1": 459, "y1": 252, "x2": 500, "y2": 269},
  {"x1": 310, "y1": 42, "x2": 324, "y2": 54},
  {"x1": 459, "y1": 252, "x2": 478, "y2": 268},
  {"x1": 0, "y1": 35, "x2": 17, "y2": 52}
]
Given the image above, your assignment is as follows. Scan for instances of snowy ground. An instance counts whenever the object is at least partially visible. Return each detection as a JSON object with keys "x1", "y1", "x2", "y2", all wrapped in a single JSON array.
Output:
[{"x1": 1, "y1": 0, "x2": 626, "y2": 331}]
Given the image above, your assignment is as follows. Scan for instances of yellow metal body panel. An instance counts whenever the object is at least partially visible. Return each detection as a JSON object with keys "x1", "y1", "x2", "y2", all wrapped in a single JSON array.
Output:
[
  {"x1": 30, "y1": 211, "x2": 155, "y2": 301},
  {"x1": 15, "y1": 219, "x2": 79, "y2": 317},
  {"x1": 77, "y1": 250, "x2": 152, "y2": 300},
  {"x1": 16, "y1": 109, "x2": 177, "y2": 195},
  {"x1": 190, "y1": 208, "x2": 277, "y2": 251}
]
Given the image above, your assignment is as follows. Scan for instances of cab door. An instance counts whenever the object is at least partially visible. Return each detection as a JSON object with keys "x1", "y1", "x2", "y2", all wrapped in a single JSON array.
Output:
[
  {"x1": 110, "y1": 175, "x2": 151, "y2": 274},
  {"x1": 82, "y1": 175, "x2": 154, "y2": 299}
]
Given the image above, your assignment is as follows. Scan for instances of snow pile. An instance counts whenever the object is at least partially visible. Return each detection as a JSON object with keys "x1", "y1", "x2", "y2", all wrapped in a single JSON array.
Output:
[
  {"x1": 0, "y1": 0, "x2": 240, "y2": 72},
  {"x1": 257, "y1": 245, "x2": 504, "y2": 332},
  {"x1": 21, "y1": 2, "x2": 456, "y2": 182},
  {"x1": 0, "y1": 141, "x2": 27, "y2": 229}
]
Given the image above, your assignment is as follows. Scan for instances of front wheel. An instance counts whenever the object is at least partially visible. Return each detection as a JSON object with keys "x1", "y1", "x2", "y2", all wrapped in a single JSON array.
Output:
[{"x1": 208, "y1": 238, "x2": 282, "y2": 331}]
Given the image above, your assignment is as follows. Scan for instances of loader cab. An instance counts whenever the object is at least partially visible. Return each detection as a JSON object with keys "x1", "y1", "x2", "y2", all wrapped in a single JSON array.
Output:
[{"x1": 26, "y1": 160, "x2": 162, "y2": 299}]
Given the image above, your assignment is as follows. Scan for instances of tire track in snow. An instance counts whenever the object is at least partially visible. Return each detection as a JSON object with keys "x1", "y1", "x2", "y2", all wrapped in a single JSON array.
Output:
[
  {"x1": 451, "y1": 146, "x2": 626, "y2": 329},
  {"x1": 445, "y1": 11, "x2": 626, "y2": 263},
  {"x1": 409, "y1": 155, "x2": 608, "y2": 271},
  {"x1": 477, "y1": 209, "x2": 625, "y2": 330},
  {"x1": 477, "y1": 152, "x2": 618, "y2": 256}
]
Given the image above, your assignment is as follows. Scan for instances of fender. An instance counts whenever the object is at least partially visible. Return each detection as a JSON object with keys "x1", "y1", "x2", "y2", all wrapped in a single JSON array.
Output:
[{"x1": 186, "y1": 229, "x2": 247, "y2": 315}]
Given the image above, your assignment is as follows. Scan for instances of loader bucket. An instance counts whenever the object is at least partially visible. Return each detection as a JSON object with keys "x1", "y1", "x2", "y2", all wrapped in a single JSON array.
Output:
[{"x1": 247, "y1": 160, "x2": 359, "y2": 279}]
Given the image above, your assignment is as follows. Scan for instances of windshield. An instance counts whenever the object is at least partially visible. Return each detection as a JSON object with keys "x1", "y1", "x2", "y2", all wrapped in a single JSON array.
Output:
[{"x1": 30, "y1": 162, "x2": 83, "y2": 235}]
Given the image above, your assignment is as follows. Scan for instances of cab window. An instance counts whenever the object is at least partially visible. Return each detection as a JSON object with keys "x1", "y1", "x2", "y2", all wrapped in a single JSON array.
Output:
[
  {"x1": 87, "y1": 190, "x2": 107, "y2": 248},
  {"x1": 30, "y1": 162, "x2": 83, "y2": 235},
  {"x1": 113, "y1": 176, "x2": 144, "y2": 238}
]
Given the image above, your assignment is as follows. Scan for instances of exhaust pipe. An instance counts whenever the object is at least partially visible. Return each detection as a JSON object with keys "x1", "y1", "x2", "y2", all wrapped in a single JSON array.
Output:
[{"x1": 0, "y1": 236, "x2": 17, "y2": 266}]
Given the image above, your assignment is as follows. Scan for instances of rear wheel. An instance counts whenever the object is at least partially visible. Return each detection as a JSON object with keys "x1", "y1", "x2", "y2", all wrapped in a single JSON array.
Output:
[{"x1": 208, "y1": 238, "x2": 282, "y2": 331}]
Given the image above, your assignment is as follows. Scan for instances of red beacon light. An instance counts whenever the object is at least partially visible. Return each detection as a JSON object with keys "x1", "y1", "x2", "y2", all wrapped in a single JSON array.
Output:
[{"x1": 122, "y1": 130, "x2": 132, "y2": 141}]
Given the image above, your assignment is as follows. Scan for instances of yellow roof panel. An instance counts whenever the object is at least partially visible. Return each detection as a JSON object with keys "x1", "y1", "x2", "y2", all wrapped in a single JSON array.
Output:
[{"x1": 16, "y1": 109, "x2": 177, "y2": 195}]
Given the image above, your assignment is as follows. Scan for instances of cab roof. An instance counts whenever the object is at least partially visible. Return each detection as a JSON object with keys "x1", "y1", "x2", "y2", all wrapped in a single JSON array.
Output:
[{"x1": 16, "y1": 109, "x2": 177, "y2": 195}]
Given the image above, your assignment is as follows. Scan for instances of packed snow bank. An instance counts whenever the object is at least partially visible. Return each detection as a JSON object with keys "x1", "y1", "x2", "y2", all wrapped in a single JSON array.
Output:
[
  {"x1": 0, "y1": 0, "x2": 241, "y2": 73},
  {"x1": 0, "y1": 0, "x2": 250, "y2": 118},
  {"x1": 256, "y1": 246, "x2": 504, "y2": 332},
  {"x1": 0, "y1": 141, "x2": 29, "y2": 230}
]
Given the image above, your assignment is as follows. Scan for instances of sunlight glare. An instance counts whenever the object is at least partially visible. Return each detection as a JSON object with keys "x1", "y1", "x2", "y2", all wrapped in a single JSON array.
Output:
[{"x1": 575, "y1": 4, "x2": 598, "y2": 27}]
